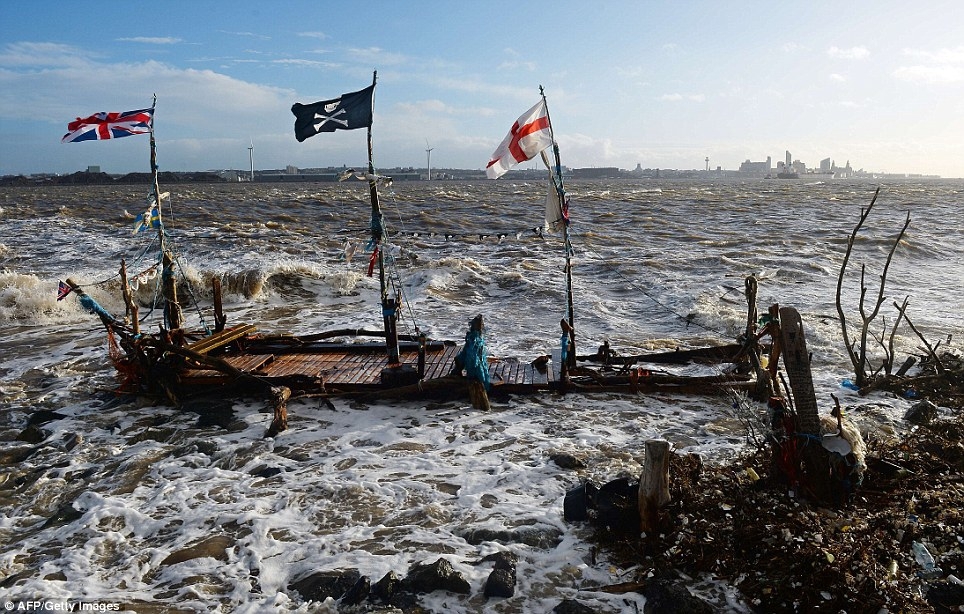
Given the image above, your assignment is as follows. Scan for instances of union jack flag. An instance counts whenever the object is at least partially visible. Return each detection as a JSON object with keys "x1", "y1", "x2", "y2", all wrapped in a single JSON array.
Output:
[
  {"x1": 61, "y1": 108, "x2": 154, "y2": 143},
  {"x1": 57, "y1": 280, "x2": 72, "y2": 301}
]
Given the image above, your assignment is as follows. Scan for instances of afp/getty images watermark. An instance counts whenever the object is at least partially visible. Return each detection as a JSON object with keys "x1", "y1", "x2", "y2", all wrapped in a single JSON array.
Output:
[{"x1": 3, "y1": 601, "x2": 121, "y2": 612}]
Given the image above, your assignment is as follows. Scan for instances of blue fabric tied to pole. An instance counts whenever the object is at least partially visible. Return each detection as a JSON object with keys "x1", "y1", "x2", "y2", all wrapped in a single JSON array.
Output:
[
  {"x1": 458, "y1": 327, "x2": 490, "y2": 390},
  {"x1": 79, "y1": 295, "x2": 115, "y2": 321},
  {"x1": 559, "y1": 331, "x2": 569, "y2": 365}
]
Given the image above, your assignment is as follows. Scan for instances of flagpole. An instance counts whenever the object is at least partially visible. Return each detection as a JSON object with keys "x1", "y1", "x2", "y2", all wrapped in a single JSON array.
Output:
[
  {"x1": 367, "y1": 70, "x2": 400, "y2": 364},
  {"x1": 149, "y1": 94, "x2": 163, "y2": 253},
  {"x1": 540, "y1": 86, "x2": 576, "y2": 370},
  {"x1": 149, "y1": 94, "x2": 182, "y2": 331}
]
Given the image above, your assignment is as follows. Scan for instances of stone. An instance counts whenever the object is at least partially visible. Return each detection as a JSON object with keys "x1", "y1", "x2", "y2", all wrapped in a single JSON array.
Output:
[{"x1": 402, "y1": 558, "x2": 470, "y2": 595}]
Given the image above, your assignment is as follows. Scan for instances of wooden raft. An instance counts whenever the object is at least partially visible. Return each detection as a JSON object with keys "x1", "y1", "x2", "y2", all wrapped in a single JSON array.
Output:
[{"x1": 177, "y1": 340, "x2": 551, "y2": 394}]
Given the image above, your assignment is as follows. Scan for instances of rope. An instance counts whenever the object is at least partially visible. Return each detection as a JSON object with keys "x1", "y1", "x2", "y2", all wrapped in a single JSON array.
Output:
[{"x1": 375, "y1": 172, "x2": 421, "y2": 335}]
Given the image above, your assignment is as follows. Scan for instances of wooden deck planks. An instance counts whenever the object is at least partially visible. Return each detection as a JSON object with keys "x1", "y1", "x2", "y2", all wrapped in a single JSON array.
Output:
[
  {"x1": 176, "y1": 341, "x2": 552, "y2": 392},
  {"x1": 186, "y1": 324, "x2": 257, "y2": 355}
]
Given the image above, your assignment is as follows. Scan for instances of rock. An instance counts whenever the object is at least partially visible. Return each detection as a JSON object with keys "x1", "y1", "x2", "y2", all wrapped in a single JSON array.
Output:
[
  {"x1": 340, "y1": 575, "x2": 370, "y2": 605},
  {"x1": 160, "y1": 535, "x2": 234, "y2": 566},
  {"x1": 642, "y1": 578, "x2": 715, "y2": 613},
  {"x1": 926, "y1": 580, "x2": 964, "y2": 610},
  {"x1": 594, "y1": 477, "x2": 639, "y2": 534},
  {"x1": 550, "y1": 452, "x2": 587, "y2": 469},
  {"x1": 484, "y1": 568, "x2": 515, "y2": 598},
  {"x1": 479, "y1": 550, "x2": 518, "y2": 572},
  {"x1": 16, "y1": 425, "x2": 48, "y2": 444},
  {"x1": 289, "y1": 568, "x2": 360, "y2": 603},
  {"x1": 480, "y1": 551, "x2": 517, "y2": 599},
  {"x1": 371, "y1": 570, "x2": 401, "y2": 603},
  {"x1": 459, "y1": 526, "x2": 563, "y2": 549},
  {"x1": 402, "y1": 558, "x2": 471, "y2": 595},
  {"x1": 27, "y1": 410, "x2": 65, "y2": 426},
  {"x1": 553, "y1": 599, "x2": 596, "y2": 613},
  {"x1": 62, "y1": 432, "x2": 82, "y2": 451},
  {"x1": 41, "y1": 501, "x2": 83, "y2": 528},
  {"x1": 905, "y1": 400, "x2": 939, "y2": 425},
  {"x1": 250, "y1": 465, "x2": 283, "y2": 478},
  {"x1": 0, "y1": 445, "x2": 38, "y2": 465},
  {"x1": 564, "y1": 481, "x2": 599, "y2": 522}
]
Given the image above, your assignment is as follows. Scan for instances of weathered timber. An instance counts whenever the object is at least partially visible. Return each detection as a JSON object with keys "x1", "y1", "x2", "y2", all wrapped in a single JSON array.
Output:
[
  {"x1": 577, "y1": 343, "x2": 745, "y2": 366},
  {"x1": 186, "y1": 324, "x2": 257, "y2": 355},
  {"x1": 638, "y1": 439, "x2": 671, "y2": 534}
]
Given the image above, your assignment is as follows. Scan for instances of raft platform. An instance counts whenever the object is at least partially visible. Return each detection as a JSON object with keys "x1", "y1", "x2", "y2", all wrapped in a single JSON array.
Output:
[{"x1": 176, "y1": 328, "x2": 553, "y2": 395}]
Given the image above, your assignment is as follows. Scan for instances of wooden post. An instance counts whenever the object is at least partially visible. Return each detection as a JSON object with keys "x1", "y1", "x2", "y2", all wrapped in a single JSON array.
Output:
[
  {"x1": 120, "y1": 259, "x2": 140, "y2": 335},
  {"x1": 638, "y1": 439, "x2": 671, "y2": 534},
  {"x1": 162, "y1": 250, "x2": 183, "y2": 331},
  {"x1": 212, "y1": 276, "x2": 227, "y2": 332},
  {"x1": 267, "y1": 386, "x2": 291, "y2": 437},
  {"x1": 778, "y1": 306, "x2": 836, "y2": 503}
]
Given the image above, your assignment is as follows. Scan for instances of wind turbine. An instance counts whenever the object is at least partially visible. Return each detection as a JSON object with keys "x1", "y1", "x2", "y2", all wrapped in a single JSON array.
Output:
[
  {"x1": 248, "y1": 139, "x2": 254, "y2": 182},
  {"x1": 425, "y1": 139, "x2": 433, "y2": 181}
]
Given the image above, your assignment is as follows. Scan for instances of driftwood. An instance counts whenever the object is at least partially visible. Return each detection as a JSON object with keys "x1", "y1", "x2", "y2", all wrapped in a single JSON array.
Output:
[
  {"x1": 266, "y1": 386, "x2": 290, "y2": 437},
  {"x1": 468, "y1": 380, "x2": 491, "y2": 411},
  {"x1": 162, "y1": 251, "x2": 184, "y2": 330},
  {"x1": 835, "y1": 187, "x2": 912, "y2": 387},
  {"x1": 578, "y1": 344, "x2": 746, "y2": 368},
  {"x1": 638, "y1": 439, "x2": 671, "y2": 534},
  {"x1": 120, "y1": 259, "x2": 140, "y2": 335},
  {"x1": 212, "y1": 276, "x2": 227, "y2": 332}
]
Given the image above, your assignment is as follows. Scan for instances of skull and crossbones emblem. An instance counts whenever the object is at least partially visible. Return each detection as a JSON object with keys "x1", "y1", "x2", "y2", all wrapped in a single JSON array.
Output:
[{"x1": 313, "y1": 101, "x2": 349, "y2": 131}]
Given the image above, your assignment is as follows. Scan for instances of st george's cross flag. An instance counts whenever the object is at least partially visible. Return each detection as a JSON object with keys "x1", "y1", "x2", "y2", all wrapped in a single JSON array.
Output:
[
  {"x1": 291, "y1": 85, "x2": 375, "y2": 142},
  {"x1": 61, "y1": 108, "x2": 154, "y2": 143},
  {"x1": 486, "y1": 100, "x2": 552, "y2": 179}
]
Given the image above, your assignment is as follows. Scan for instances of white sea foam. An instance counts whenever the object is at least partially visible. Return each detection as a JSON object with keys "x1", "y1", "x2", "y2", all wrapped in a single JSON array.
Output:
[{"x1": 0, "y1": 179, "x2": 958, "y2": 611}]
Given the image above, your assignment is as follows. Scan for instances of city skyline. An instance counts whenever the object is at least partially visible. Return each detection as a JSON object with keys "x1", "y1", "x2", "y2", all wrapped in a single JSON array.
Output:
[{"x1": 1, "y1": 1, "x2": 963, "y2": 178}]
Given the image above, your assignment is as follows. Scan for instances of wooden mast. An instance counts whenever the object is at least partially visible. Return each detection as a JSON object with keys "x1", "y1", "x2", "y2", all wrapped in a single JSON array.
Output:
[
  {"x1": 149, "y1": 95, "x2": 182, "y2": 331},
  {"x1": 540, "y1": 86, "x2": 576, "y2": 370},
  {"x1": 367, "y1": 71, "x2": 401, "y2": 364}
]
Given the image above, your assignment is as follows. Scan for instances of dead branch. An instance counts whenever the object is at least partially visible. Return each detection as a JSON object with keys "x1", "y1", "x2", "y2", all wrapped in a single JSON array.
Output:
[
  {"x1": 893, "y1": 300, "x2": 945, "y2": 374},
  {"x1": 836, "y1": 188, "x2": 879, "y2": 380},
  {"x1": 835, "y1": 187, "x2": 912, "y2": 387}
]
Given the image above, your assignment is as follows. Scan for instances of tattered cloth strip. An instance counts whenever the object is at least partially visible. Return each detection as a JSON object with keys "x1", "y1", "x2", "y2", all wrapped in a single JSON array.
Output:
[{"x1": 457, "y1": 326, "x2": 490, "y2": 390}]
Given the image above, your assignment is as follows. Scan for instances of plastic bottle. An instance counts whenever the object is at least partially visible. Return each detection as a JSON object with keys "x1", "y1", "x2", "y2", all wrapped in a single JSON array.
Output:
[{"x1": 911, "y1": 541, "x2": 943, "y2": 580}]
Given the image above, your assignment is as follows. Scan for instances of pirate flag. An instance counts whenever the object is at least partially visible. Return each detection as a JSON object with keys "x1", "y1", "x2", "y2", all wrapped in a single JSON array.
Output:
[{"x1": 291, "y1": 85, "x2": 375, "y2": 142}]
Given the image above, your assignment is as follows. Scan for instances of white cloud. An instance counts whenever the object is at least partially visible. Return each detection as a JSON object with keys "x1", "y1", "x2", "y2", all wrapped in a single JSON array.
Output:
[
  {"x1": 116, "y1": 37, "x2": 183, "y2": 45},
  {"x1": 902, "y1": 46, "x2": 964, "y2": 64},
  {"x1": 0, "y1": 42, "x2": 98, "y2": 68},
  {"x1": 893, "y1": 64, "x2": 964, "y2": 84},
  {"x1": 829, "y1": 73, "x2": 846, "y2": 82},
  {"x1": 658, "y1": 93, "x2": 705, "y2": 102},
  {"x1": 497, "y1": 60, "x2": 536, "y2": 71},
  {"x1": 346, "y1": 47, "x2": 409, "y2": 66},
  {"x1": 217, "y1": 30, "x2": 271, "y2": 41},
  {"x1": 827, "y1": 46, "x2": 870, "y2": 60},
  {"x1": 271, "y1": 58, "x2": 339, "y2": 69}
]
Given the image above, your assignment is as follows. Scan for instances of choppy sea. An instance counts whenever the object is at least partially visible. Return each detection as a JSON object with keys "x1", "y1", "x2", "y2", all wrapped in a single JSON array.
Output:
[{"x1": 1, "y1": 177, "x2": 962, "y2": 612}]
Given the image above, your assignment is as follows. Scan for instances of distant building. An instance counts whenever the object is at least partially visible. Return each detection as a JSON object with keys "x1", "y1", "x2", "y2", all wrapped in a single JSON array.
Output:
[
  {"x1": 739, "y1": 156, "x2": 772, "y2": 175},
  {"x1": 570, "y1": 167, "x2": 621, "y2": 179}
]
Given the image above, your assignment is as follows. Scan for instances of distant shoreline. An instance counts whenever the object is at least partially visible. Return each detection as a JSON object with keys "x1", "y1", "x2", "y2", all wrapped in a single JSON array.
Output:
[{"x1": 0, "y1": 168, "x2": 949, "y2": 187}]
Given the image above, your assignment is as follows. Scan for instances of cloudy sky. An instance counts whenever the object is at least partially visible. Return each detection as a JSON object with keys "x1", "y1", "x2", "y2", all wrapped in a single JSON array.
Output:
[{"x1": 1, "y1": 0, "x2": 962, "y2": 177}]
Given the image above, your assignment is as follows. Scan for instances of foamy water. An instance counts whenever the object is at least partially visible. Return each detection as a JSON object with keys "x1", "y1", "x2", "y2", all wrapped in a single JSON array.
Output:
[{"x1": 1, "y1": 178, "x2": 962, "y2": 611}]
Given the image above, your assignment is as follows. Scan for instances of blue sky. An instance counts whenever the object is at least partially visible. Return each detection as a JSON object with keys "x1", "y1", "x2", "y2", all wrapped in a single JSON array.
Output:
[{"x1": 1, "y1": 0, "x2": 962, "y2": 177}]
